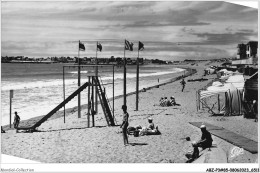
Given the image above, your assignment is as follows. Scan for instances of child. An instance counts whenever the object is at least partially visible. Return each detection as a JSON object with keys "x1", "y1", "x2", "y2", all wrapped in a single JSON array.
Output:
[{"x1": 185, "y1": 141, "x2": 199, "y2": 163}]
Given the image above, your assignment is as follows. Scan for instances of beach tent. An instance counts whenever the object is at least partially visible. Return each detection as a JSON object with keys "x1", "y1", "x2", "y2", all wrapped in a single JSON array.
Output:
[
  {"x1": 205, "y1": 67, "x2": 216, "y2": 75},
  {"x1": 243, "y1": 72, "x2": 258, "y2": 119},
  {"x1": 225, "y1": 83, "x2": 243, "y2": 116},
  {"x1": 225, "y1": 74, "x2": 245, "y2": 90},
  {"x1": 217, "y1": 69, "x2": 234, "y2": 79},
  {"x1": 197, "y1": 74, "x2": 245, "y2": 116}
]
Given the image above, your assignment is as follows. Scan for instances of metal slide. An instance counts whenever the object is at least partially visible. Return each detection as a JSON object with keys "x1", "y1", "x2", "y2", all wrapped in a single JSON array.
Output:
[
  {"x1": 93, "y1": 77, "x2": 115, "y2": 126},
  {"x1": 16, "y1": 82, "x2": 90, "y2": 132}
]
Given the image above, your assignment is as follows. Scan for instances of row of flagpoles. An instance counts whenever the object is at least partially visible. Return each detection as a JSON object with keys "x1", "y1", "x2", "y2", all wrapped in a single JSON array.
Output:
[
  {"x1": 78, "y1": 40, "x2": 144, "y2": 53},
  {"x1": 78, "y1": 39, "x2": 145, "y2": 112}
]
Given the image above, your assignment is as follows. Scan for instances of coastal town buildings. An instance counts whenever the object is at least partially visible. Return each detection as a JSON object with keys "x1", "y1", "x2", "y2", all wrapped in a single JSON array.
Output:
[{"x1": 233, "y1": 41, "x2": 258, "y2": 66}]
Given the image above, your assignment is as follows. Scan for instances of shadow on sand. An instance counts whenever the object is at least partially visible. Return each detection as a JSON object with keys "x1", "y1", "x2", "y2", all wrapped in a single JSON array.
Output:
[{"x1": 128, "y1": 142, "x2": 148, "y2": 146}]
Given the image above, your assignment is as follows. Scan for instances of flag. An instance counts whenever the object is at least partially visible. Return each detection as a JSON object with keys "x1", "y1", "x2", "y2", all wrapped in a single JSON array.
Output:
[
  {"x1": 79, "y1": 41, "x2": 85, "y2": 51},
  {"x1": 97, "y1": 42, "x2": 102, "y2": 52},
  {"x1": 125, "y1": 40, "x2": 134, "y2": 51},
  {"x1": 138, "y1": 41, "x2": 144, "y2": 51},
  {"x1": 10, "y1": 90, "x2": 13, "y2": 99}
]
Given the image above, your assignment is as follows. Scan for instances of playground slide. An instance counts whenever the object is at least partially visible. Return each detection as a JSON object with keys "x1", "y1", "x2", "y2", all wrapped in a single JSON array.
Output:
[
  {"x1": 94, "y1": 77, "x2": 115, "y2": 126},
  {"x1": 17, "y1": 82, "x2": 90, "y2": 131}
]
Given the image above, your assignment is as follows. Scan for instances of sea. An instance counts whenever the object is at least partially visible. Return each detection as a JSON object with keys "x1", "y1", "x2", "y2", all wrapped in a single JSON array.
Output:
[{"x1": 1, "y1": 63, "x2": 185, "y2": 126}]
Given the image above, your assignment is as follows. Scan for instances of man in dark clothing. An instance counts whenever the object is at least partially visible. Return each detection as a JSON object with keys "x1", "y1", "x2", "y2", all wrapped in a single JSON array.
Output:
[
  {"x1": 120, "y1": 105, "x2": 129, "y2": 146},
  {"x1": 180, "y1": 78, "x2": 186, "y2": 92},
  {"x1": 197, "y1": 125, "x2": 213, "y2": 149},
  {"x1": 13, "y1": 112, "x2": 20, "y2": 129}
]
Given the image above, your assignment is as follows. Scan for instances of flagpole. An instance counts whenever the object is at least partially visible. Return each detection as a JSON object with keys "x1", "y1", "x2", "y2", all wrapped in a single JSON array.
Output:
[
  {"x1": 78, "y1": 40, "x2": 81, "y2": 118},
  {"x1": 95, "y1": 42, "x2": 98, "y2": 113},
  {"x1": 123, "y1": 39, "x2": 127, "y2": 106},
  {"x1": 136, "y1": 47, "x2": 139, "y2": 111}
]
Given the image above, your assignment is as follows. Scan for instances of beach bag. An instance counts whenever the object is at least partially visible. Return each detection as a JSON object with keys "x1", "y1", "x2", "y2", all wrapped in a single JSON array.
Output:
[
  {"x1": 134, "y1": 130, "x2": 139, "y2": 137},
  {"x1": 127, "y1": 126, "x2": 136, "y2": 135}
]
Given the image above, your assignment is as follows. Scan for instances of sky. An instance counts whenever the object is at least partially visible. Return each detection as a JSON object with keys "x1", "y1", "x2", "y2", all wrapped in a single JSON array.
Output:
[{"x1": 1, "y1": 1, "x2": 258, "y2": 60}]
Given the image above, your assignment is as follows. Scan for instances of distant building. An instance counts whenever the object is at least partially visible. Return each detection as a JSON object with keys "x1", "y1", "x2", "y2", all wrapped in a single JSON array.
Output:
[
  {"x1": 246, "y1": 41, "x2": 258, "y2": 58},
  {"x1": 233, "y1": 41, "x2": 258, "y2": 66},
  {"x1": 237, "y1": 43, "x2": 247, "y2": 59}
]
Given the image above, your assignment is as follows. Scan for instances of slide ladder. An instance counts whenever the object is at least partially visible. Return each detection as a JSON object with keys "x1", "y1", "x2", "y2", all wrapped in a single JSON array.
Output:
[
  {"x1": 93, "y1": 76, "x2": 115, "y2": 126},
  {"x1": 17, "y1": 81, "x2": 90, "y2": 131}
]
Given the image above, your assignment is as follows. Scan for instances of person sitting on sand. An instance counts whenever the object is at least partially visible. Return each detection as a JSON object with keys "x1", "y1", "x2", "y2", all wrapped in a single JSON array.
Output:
[
  {"x1": 147, "y1": 118, "x2": 155, "y2": 130},
  {"x1": 13, "y1": 112, "x2": 20, "y2": 129},
  {"x1": 159, "y1": 97, "x2": 164, "y2": 105},
  {"x1": 197, "y1": 125, "x2": 213, "y2": 149},
  {"x1": 170, "y1": 96, "x2": 176, "y2": 106},
  {"x1": 160, "y1": 97, "x2": 167, "y2": 107},
  {"x1": 163, "y1": 97, "x2": 168, "y2": 107},
  {"x1": 185, "y1": 141, "x2": 199, "y2": 163},
  {"x1": 139, "y1": 118, "x2": 159, "y2": 136}
]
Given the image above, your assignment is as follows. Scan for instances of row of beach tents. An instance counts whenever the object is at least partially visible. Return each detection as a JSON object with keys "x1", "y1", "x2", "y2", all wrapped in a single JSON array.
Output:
[{"x1": 197, "y1": 67, "x2": 257, "y2": 118}]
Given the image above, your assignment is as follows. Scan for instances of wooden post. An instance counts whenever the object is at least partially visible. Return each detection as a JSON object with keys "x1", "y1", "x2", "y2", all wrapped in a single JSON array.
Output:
[
  {"x1": 196, "y1": 91, "x2": 198, "y2": 111},
  {"x1": 95, "y1": 42, "x2": 98, "y2": 113},
  {"x1": 87, "y1": 76, "x2": 91, "y2": 128},
  {"x1": 92, "y1": 76, "x2": 95, "y2": 127},
  {"x1": 123, "y1": 40, "x2": 126, "y2": 106},
  {"x1": 136, "y1": 51, "x2": 139, "y2": 111},
  {"x1": 218, "y1": 94, "x2": 220, "y2": 112},
  {"x1": 63, "y1": 66, "x2": 65, "y2": 123},
  {"x1": 113, "y1": 65, "x2": 115, "y2": 120},
  {"x1": 198, "y1": 90, "x2": 200, "y2": 110},
  {"x1": 78, "y1": 40, "x2": 81, "y2": 118},
  {"x1": 10, "y1": 90, "x2": 13, "y2": 128}
]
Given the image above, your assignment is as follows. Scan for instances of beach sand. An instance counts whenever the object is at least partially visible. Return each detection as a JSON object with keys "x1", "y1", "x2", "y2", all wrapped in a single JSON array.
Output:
[{"x1": 1, "y1": 61, "x2": 258, "y2": 163}]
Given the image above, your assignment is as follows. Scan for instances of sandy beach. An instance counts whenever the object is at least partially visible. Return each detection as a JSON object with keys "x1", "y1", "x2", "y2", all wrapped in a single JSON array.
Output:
[{"x1": 1, "y1": 61, "x2": 258, "y2": 163}]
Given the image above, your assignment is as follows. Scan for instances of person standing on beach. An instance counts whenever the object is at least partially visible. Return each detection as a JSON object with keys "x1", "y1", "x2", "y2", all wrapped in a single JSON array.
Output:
[
  {"x1": 120, "y1": 105, "x2": 129, "y2": 146},
  {"x1": 180, "y1": 78, "x2": 186, "y2": 92},
  {"x1": 13, "y1": 111, "x2": 20, "y2": 129}
]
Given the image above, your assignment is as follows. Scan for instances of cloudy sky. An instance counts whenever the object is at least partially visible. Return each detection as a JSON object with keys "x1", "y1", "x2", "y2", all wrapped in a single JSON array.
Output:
[{"x1": 1, "y1": 1, "x2": 258, "y2": 60}]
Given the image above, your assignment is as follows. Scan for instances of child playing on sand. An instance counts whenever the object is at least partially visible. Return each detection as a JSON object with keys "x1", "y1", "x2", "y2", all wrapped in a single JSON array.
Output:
[
  {"x1": 13, "y1": 112, "x2": 20, "y2": 129},
  {"x1": 185, "y1": 141, "x2": 199, "y2": 163},
  {"x1": 120, "y1": 105, "x2": 129, "y2": 146}
]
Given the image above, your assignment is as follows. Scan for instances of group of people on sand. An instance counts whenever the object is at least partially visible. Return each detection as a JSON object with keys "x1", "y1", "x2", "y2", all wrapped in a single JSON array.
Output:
[
  {"x1": 185, "y1": 125, "x2": 213, "y2": 163},
  {"x1": 129, "y1": 118, "x2": 159, "y2": 136},
  {"x1": 160, "y1": 96, "x2": 177, "y2": 107},
  {"x1": 120, "y1": 104, "x2": 213, "y2": 162},
  {"x1": 120, "y1": 105, "x2": 159, "y2": 146}
]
